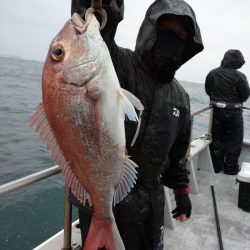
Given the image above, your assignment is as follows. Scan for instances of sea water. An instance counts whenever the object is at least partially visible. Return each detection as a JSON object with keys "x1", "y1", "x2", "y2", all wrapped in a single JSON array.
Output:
[{"x1": 0, "y1": 56, "x2": 250, "y2": 249}]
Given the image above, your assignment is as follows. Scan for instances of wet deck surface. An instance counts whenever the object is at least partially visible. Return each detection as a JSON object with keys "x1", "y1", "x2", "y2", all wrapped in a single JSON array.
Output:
[
  {"x1": 35, "y1": 148, "x2": 250, "y2": 250},
  {"x1": 164, "y1": 170, "x2": 250, "y2": 250}
]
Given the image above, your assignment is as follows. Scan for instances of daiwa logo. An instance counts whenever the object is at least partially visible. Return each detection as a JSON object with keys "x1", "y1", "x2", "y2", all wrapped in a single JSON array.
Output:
[{"x1": 173, "y1": 107, "x2": 180, "y2": 117}]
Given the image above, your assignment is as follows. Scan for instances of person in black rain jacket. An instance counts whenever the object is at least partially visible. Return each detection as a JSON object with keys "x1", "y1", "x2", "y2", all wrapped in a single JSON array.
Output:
[
  {"x1": 71, "y1": 0, "x2": 204, "y2": 249},
  {"x1": 205, "y1": 49, "x2": 250, "y2": 175}
]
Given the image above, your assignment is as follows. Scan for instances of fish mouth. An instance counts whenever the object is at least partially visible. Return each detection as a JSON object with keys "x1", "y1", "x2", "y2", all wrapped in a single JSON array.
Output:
[
  {"x1": 71, "y1": 9, "x2": 107, "y2": 33},
  {"x1": 59, "y1": 13, "x2": 99, "y2": 87},
  {"x1": 71, "y1": 12, "x2": 90, "y2": 34}
]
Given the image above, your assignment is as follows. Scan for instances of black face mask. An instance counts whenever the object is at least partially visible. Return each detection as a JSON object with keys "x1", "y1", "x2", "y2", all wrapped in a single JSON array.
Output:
[{"x1": 152, "y1": 29, "x2": 186, "y2": 83}]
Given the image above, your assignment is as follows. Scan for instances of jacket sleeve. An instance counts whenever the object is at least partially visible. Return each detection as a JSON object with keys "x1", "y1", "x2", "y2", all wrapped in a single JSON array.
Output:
[
  {"x1": 237, "y1": 72, "x2": 250, "y2": 102},
  {"x1": 161, "y1": 98, "x2": 191, "y2": 189},
  {"x1": 205, "y1": 71, "x2": 212, "y2": 97}
]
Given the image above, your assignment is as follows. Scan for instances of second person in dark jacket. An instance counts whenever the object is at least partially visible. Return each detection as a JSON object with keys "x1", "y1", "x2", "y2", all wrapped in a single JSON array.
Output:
[{"x1": 205, "y1": 49, "x2": 250, "y2": 175}]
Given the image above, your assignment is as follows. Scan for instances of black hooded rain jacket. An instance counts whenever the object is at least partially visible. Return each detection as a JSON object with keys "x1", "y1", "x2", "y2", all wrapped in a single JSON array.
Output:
[
  {"x1": 205, "y1": 49, "x2": 249, "y2": 104},
  {"x1": 71, "y1": 0, "x2": 204, "y2": 206},
  {"x1": 93, "y1": 0, "x2": 204, "y2": 189},
  {"x1": 205, "y1": 49, "x2": 250, "y2": 174}
]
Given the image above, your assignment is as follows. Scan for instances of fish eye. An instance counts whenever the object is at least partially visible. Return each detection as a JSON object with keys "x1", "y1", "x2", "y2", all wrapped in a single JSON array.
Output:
[{"x1": 51, "y1": 45, "x2": 65, "y2": 61}]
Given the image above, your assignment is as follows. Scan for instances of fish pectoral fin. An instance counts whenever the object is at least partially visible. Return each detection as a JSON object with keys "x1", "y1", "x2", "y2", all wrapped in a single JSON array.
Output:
[
  {"x1": 119, "y1": 88, "x2": 143, "y2": 122},
  {"x1": 121, "y1": 88, "x2": 144, "y2": 111},
  {"x1": 30, "y1": 103, "x2": 92, "y2": 206},
  {"x1": 113, "y1": 157, "x2": 138, "y2": 205},
  {"x1": 120, "y1": 89, "x2": 144, "y2": 147}
]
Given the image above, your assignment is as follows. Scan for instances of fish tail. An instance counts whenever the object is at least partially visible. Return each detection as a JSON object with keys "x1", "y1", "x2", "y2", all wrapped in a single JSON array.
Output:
[{"x1": 83, "y1": 214, "x2": 125, "y2": 250}]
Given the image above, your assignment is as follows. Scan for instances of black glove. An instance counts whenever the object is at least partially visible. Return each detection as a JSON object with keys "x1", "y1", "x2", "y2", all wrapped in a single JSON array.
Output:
[
  {"x1": 71, "y1": 0, "x2": 124, "y2": 47},
  {"x1": 172, "y1": 194, "x2": 192, "y2": 219}
]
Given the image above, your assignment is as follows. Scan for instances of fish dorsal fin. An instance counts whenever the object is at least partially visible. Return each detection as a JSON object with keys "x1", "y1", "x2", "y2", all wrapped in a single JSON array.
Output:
[
  {"x1": 113, "y1": 157, "x2": 138, "y2": 205},
  {"x1": 30, "y1": 103, "x2": 92, "y2": 206},
  {"x1": 120, "y1": 89, "x2": 144, "y2": 146}
]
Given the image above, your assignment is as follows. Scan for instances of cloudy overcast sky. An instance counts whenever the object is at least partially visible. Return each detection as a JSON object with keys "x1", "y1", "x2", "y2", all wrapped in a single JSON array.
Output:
[{"x1": 0, "y1": 0, "x2": 250, "y2": 83}]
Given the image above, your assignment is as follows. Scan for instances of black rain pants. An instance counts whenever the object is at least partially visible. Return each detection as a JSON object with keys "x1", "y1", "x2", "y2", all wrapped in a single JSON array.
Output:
[
  {"x1": 210, "y1": 108, "x2": 244, "y2": 174},
  {"x1": 70, "y1": 181, "x2": 165, "y2": 250}
]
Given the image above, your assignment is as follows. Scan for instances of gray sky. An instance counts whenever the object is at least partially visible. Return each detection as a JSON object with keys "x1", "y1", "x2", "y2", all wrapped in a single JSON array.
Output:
[{"x1": 0, "y1": 0, "x2": 250, "y2": 83}]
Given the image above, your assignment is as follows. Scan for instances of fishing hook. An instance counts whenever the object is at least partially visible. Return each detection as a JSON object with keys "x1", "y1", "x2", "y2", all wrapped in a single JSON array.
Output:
[{"x1": 85, "y1": 0, "x2": 107, "y2": 30}]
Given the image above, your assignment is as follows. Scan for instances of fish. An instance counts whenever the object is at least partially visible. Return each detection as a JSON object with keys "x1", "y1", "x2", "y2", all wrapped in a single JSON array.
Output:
[{"x1": 30, "y1": 12, "x2": 144, "y2": 250}]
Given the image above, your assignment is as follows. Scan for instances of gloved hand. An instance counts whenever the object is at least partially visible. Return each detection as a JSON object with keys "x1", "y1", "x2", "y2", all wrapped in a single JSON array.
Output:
[
  {"x1": 172, "y1": 187, "x2": 192, "y2": 221},
  {"x1": 71, "y1": 0, "x2": 124, "y2": 46}
]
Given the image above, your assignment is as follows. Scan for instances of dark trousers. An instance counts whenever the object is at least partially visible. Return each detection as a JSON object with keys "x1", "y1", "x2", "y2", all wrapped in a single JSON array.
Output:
[
  {"x1": 210, "y1": 108, "x2": 243, "y2": 174},
  {"x1": 71, "y1": 184, "x2": 165, "y2": 250}
]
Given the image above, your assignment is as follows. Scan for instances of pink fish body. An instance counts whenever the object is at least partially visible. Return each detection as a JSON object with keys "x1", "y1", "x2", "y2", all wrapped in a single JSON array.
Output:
[{"x1": 31, "y1": 13, "x2": 143, "y2": 250}]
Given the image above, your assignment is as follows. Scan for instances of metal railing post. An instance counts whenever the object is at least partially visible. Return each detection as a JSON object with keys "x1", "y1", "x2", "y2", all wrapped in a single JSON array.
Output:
[
  {"x1": 207, "y1": 107, "x2": 214, "y2": 139},
  {"x1": 187, "y1": 116, "x2": 194, "y2": 157},
  {"x1": 62, "y1": 187, "x2": 72, "y2": 250}
]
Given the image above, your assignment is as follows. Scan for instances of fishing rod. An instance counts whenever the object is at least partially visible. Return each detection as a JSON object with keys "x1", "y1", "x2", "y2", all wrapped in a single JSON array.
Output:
[{"x1": 211, "y1": 185, "x2": 224, "y2": 250}]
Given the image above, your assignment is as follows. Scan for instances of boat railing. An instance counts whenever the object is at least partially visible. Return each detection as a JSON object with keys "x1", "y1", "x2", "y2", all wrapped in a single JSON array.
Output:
[
  {"x1": 0, "y1": 166, "x2": 73, "y2": 250},
  {"x1": 0, "y1": 165, "x2": 60, "y2": 196},
  {"x1": 187, "y1": 105, "x2": 213, "y2": 157},
  {"x1": 0, "y1": 105, "x2": 215, "y2": 249}
]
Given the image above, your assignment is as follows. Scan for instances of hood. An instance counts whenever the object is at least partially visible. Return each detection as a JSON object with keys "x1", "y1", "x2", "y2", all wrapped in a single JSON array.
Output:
[
  {"x1": 220, "y1": 49, "x2": 245, "y2": 69},
  {"x1": 135, "y1": 0, "x2": 204, "y2": 68}
]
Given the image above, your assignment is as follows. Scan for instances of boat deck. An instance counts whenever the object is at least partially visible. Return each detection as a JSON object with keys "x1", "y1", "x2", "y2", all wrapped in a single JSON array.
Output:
[
  {"x1": 36, "y1": 170, "x2": 250, "y2": 250},
  {"x1": 164, "y1": 170, "x2": 250, "y2": 250},
  {"x1": 34, "y1": 139, "x2": 250, "y2": 250}
]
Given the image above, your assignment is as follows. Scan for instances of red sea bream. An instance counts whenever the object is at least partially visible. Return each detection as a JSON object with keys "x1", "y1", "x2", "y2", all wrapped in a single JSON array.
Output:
[{"x1": 30, "y1": 12, "x2": 143, "y2": 250}]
